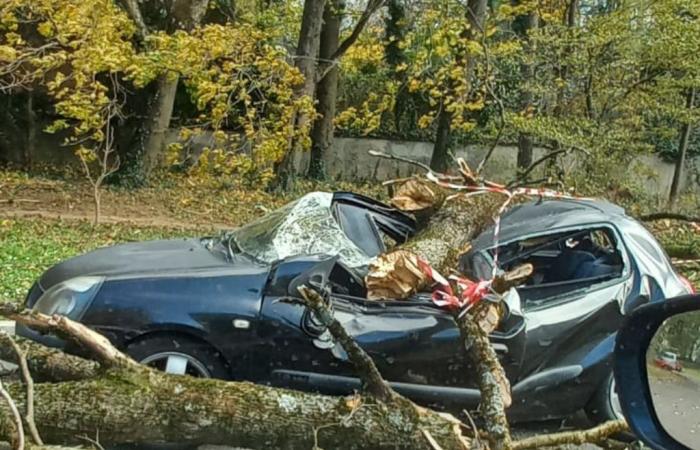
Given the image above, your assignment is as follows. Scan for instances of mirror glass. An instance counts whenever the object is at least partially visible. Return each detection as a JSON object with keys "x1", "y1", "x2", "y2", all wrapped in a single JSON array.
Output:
[{"x1": 647, "y1": 310, "x2": 700, "y2": 449}]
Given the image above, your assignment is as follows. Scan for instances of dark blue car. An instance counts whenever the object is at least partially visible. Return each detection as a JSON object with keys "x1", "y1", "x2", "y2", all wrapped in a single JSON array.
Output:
[{"x1": 18, "y1": 192, "x2": 692, "y2": 424}]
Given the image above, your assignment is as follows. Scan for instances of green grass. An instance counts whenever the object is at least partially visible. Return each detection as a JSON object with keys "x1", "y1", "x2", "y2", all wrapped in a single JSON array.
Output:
[{"x1": 0, "y1": 218, "x2": 210, "y2": 303}]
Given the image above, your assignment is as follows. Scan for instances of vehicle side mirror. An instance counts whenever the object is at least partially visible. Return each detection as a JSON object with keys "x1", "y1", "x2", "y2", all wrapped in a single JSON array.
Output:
[{"x1": 615, "y1": 294, "x2": 700, "y2": 450}]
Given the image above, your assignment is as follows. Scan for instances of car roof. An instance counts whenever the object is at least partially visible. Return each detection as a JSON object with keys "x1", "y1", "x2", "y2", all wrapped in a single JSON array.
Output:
[{"x1": 470, "y1": 198, "x2": 628, "y2": 252}]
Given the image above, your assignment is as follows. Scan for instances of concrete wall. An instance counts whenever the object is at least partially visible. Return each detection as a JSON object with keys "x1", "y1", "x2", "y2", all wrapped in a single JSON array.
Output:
[{"x1": 2, "y1": 129, "x2": 697, "y2": 199}]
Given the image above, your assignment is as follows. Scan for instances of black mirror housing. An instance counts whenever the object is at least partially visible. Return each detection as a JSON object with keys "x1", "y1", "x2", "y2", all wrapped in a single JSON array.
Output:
[{"x1": 615, "y1": 294, "x2": 700, "y2": 450}]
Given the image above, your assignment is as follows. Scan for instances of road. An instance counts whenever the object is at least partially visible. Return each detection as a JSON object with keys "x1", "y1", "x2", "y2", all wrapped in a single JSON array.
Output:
[{"x1": 649, "y1": 365, "x2": 700, "y2": 449}]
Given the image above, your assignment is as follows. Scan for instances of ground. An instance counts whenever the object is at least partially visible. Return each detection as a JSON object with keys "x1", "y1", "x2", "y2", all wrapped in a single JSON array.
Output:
[{"x1": 0, "y1": 169, "x2": 696, "y2": 449}]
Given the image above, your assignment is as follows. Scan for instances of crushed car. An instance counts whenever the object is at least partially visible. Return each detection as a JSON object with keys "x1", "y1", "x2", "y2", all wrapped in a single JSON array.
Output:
[{"x1": 17, "y1": 191, "x2": 693, "y2": 423}]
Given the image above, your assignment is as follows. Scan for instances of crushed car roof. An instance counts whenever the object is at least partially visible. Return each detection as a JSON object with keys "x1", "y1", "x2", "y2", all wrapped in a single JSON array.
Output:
[{"x1": 470, "y1": 198, "x2": 627, "y2": 251}]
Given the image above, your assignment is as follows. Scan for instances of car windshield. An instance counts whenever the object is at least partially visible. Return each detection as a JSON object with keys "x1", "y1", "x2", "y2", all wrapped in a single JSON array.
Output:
[{"x1": 229, "y1": 192, "x2": 371, "y2": 267}]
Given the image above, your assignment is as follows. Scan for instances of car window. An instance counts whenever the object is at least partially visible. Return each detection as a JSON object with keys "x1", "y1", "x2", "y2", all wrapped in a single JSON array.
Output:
[
  {"x1": 484, "y1": 227, "x2": 625, "y2": 310},
  {"x1": 231, "y1": 192, "x2": 372, "y2": 267}
]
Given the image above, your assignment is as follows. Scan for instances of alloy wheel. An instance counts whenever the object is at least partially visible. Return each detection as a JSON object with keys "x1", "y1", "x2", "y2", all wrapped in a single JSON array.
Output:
[{"x1": 140, "y1": 351, "x2": 211, "y2": 377}]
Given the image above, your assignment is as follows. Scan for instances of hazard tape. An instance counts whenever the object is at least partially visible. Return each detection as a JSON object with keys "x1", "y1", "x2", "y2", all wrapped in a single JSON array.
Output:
[{"x1": 419, "y1": 157, "x2": 592, "y2": 312}]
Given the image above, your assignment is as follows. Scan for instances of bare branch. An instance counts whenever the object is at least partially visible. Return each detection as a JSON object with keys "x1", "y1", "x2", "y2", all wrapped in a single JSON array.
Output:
[
  {"x1": 0, "y1": 332, "x2": 43, "y2": 445},
  {"x1": 507, "y1": 148, "x2": 569, "y2": 188},
  {"x1": 0, "y1": 303, "x2": 138, "y2": 370},
  {"x1": 0, "y1": 378, "x2": 24, "y2": 450},
  {"x1": 297, "y1": 285, "x2": 399, "y2": 403},
  {"x1": 511, "y1": 419, "x2": 629, "y2": 450},
  {"x1": 639, "y1": 212, "x2": 700, "y2": 223},
  {"x1": 330, "y1": 0, "x2": 385, "y2": 62}
]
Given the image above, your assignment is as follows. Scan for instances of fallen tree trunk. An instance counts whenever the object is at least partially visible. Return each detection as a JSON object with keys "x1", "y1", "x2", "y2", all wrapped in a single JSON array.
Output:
[
  {"x1": 0, "y1": 305, "x2": 470, "y2": 450},
  {"x1": 1, "y1": 369, "x2": 466, "y2": 449}
]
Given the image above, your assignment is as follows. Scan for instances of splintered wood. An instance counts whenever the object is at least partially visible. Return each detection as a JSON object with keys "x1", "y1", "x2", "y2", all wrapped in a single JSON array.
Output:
[
  {"x1": 389, "y1": 178, "x2": 444, "y2": 212},
  {"x1": 365, "y1": 250, "x2": 430, "y2": 300}
]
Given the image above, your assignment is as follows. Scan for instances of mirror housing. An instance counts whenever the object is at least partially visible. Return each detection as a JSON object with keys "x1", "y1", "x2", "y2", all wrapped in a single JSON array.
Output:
[{"x1": 615, "y1": 294, "x2": 700, "y2": 450}]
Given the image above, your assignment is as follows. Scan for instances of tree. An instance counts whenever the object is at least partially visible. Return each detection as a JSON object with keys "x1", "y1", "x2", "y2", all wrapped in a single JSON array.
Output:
[
  {"x1": 0, "y1": 0, "x2": 312, "y2": 214},
  {"x1": 307, "y1": 0, "x2": 343, "y2": 179}
]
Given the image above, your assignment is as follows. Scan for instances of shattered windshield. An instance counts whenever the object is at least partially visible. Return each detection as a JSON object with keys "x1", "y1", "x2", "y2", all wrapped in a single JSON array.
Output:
[{"x1": 230, "y1": 192, "x2": 371, "y2": 267}]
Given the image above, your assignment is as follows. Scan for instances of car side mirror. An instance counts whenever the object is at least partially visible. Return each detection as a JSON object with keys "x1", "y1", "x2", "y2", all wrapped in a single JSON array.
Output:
[{"x1": 615, "y1": 294, "x2": 700, "y2": 450}]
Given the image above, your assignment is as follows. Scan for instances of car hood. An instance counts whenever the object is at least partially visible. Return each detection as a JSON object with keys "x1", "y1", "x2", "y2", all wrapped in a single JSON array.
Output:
[{"x1": 39, "y1": 238, "x2": 235, "y2": 289}]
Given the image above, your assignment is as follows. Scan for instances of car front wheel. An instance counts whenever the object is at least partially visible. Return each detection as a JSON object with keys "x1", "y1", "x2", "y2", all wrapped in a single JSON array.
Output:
[
  {"x1": 585, "y1": 371, "x2": 624, "y2": 424},
  {"x1": 126, "y1": 334, "x2": 229, "y2": 379}
]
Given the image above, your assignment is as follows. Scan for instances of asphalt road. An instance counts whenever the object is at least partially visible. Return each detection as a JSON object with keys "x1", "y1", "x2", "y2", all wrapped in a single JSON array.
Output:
[{"x1": 649, "y1": 366, "x2": 700, "y2": 449}]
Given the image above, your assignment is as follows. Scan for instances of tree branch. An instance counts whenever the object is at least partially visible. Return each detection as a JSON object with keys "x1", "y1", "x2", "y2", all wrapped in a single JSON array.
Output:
[
  {"x1": 118, "y1": 0, "x2": 149, "y2": 40},
  {"x1": 297, "y1": 285, "x2": 399, "y2": 403},
  {"x1": 0, "y1": 335, "x2": 99, "y2": 383},
  {"x1": 330, "y1": 0, "x2": 385, "y2": 62},
  {"x1": 0, "y1": 304, "x2": 137, "y2": 370},
  {"x1": 511, "y1": 419, "x2": 629, "y2": 450},
  {"x1": 507, "y1": 148, "x2": 569, "y2": 188},
  {"x1": 639, "y1": 212, "x2": 700, "y2": 223},
  {"x1": 0, "y1": 378, "x2": 24, "y2": 450},
  {"x1": 0, "y1": 332, "x2": 43, "y2": 445}
]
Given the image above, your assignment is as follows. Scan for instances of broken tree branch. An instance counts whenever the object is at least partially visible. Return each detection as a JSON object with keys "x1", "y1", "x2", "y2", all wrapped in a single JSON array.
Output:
[
  {"x1": 297, "y1": 285, "x2": 399, "y2": 403},
  {"x1": 639, "y1": 212, "x2": 700, "y2": 223},
  {"x1": 0, "y1": 378, "x2": 24, "y2": 450},
  {"x1": 455, "y1": 307, "x2": 511, "y2": 450},
  {"x1": 0, "y1": 332, "x2": 43, "y2": 445},
  {"x1": 0, "y1": 304, "x2": 137, "y2": 370},
  {"x1": 511, "y1": 419, "x2": 629, "y2": 450},
  {"x1": 0, "y1": 335, "x2": 99, "y2": 383},
  {"x1": 1, "y1": 304, "x2": 471, "y2": 449}
]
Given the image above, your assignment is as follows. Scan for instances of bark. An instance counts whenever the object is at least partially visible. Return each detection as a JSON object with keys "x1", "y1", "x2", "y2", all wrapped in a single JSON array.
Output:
[
  {"x1": 0, "y1": 304, "x2": 470, "y2": 450},
  {"x1": 429, "y1": 0, "x2": 488, "y2": 173},
  {"x1": 431, "y1": 107, "x2": 453, "y2": 173},
  {"x1": 0, "y1": 370, "x2": 468, "y2": 449},
  {"x1": 141, "y1": 74, "x2": 179, "y2": 174},
  {"x1": 274, "y1": 0, "x2": 326, "y2": 187},
  {"x1": 0, "y1": 337, "x2": 99, "y2": 383},
  {"x1": 24, "y1": 91, "x2": 35, "y2": 170},
  {"x1": 669, "y1": 87, "x2": 696, "y2": 205},
  {"x1": 456, "y1": 307, "x2": 511, "y2": 450},
  {"x1": 398, "y1": 194, "x2": 501, "y2": 274},
  {"x1": 514, "y1": 8, "x2": 538, "y2": 171},
  {"x1": 511, "y1": 419, "x2": 628, "y2": 449},
  {"x1": 307, "y1": 0, "x2": 342, "y2": 180}
]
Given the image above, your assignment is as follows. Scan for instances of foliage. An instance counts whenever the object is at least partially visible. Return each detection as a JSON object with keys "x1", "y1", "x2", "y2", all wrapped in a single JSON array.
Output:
[{"x1": 0, "y1": 0, "x2": 314, "y2": 187}]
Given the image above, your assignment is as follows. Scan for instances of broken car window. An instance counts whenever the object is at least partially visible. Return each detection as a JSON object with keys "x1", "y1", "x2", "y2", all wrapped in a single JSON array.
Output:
[
  {"x1": 230, "y1": 192, "x2": 372, "y2": 268},
  {"x1": 487, "y1": 227, "x2": 625, "y2": 309}
]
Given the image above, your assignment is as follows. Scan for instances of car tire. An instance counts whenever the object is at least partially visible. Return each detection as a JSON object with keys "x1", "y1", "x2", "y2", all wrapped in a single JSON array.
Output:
[
  {"x1": 585, "y1": 371, "x2": 624, "y2": 424},
  {"x1": 126, "y1": 334, "x2": 230, "y2": 379}
]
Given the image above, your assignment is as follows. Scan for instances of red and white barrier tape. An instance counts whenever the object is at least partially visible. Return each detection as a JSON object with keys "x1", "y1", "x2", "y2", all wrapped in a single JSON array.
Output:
[{"x1": 419, "y1": 158, "x2": 592, "y2": 312}]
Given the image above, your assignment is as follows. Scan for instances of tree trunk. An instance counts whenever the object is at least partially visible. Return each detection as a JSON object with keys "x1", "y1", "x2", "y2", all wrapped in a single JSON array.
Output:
[
  {"x1": 669, "y1": 87, "x2": 696, "y2": 205},
  {"x1": 274, "y1": 0, "x2": 326, "y2": 187},
  {"x1": 0, "y1": 367, "x2": 466, "y2": 449},
  {"x1": 429, "y1": 0, "x2": 487, "y2": 174},
  {"x1": 307, "y1": 0, "x2": 342, "y2": 180},
  {"x1": 25, "y1": 91, "x2": 35, "y2": 170},
  {"x1": 514, "y1": 8, "x2": 538, "y2": 171},
  {"x1": 431, "y1": 107, "x2": 453, "y2": 173},
  {"x1": 399, "y1": 194, "x2": 501, "y2": 274},
  {"x1": 141, "y1": 74, "x2": 179, "y2": 174}
]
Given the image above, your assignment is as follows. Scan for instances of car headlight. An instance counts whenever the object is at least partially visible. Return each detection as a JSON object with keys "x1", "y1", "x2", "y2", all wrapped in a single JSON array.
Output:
[{"x1": 33, "y1": 276, "x2": 104, "y2": 318}]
